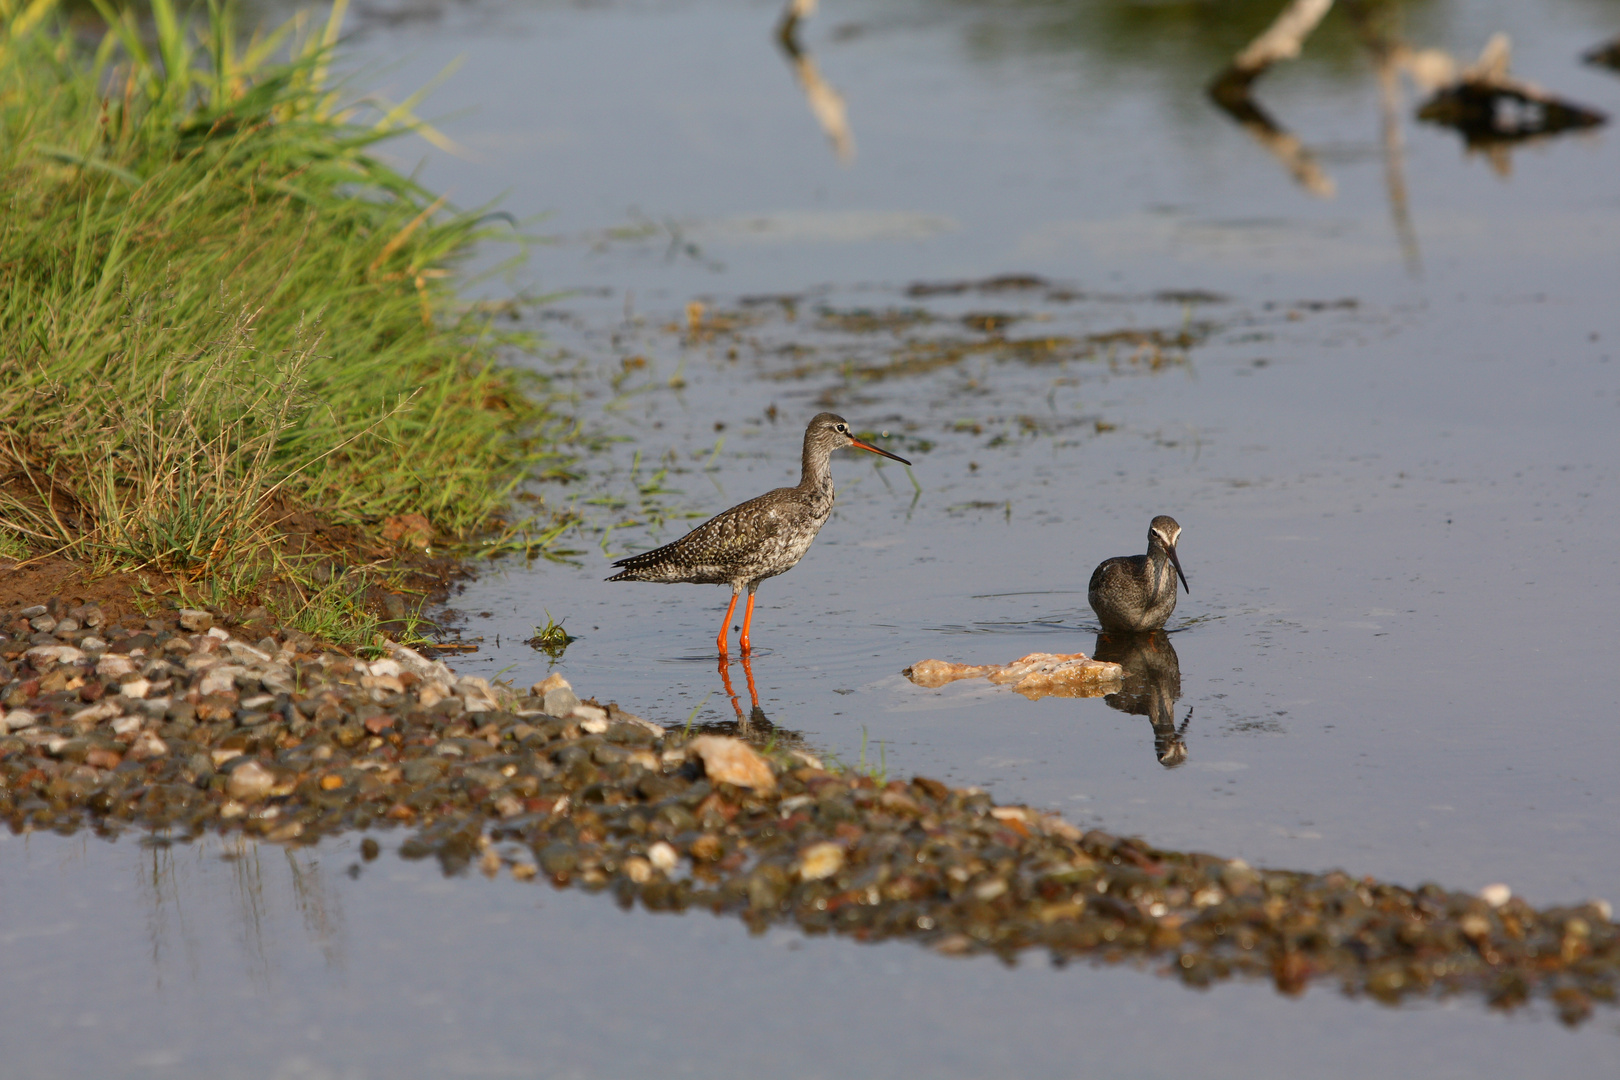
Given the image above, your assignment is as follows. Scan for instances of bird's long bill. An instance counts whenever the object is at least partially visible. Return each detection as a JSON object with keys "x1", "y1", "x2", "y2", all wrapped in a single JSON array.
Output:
[
  {"x1": 1168, "y1": 545, "x2": 1190, "y2": 594},
  {"x1": 848, "y1": 436, "x2": 911, "y2": 466}
]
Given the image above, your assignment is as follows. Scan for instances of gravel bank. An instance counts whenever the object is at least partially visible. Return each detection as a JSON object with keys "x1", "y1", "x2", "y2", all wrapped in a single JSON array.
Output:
[{"x1": 1, "y1": 598, "x2": 1614, "y2": 1024}]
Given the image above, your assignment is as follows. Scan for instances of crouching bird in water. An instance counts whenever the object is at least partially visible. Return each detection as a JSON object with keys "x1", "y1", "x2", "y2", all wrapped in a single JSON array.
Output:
[
  {"x1": 1088, "y1": 515, "x2": 1190, "y2": 633},
  {"x1": 607, "y1": 412, "x2": 911, "y2": 655}
]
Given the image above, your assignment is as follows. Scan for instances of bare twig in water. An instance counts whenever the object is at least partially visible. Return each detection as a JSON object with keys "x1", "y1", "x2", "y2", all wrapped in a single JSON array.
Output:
[
  {"x1": 1210, "y1": 0, "x2": 1335, "y2": 99},
  {"x1": 1207, "y1": 0, "x2": 1337, "y2": 198},
  {"x1": 775, "y1": 4, "x2": 855, "y2": 164}
]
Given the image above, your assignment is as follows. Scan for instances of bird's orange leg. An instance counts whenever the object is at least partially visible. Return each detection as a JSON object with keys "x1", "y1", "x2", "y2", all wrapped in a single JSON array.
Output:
[
  {"x1": 738, "y1": 592, "x2": 757, "y2": 654},
  {"x1": 717, "y1": 592, "x2": 739, "y2": 656}
]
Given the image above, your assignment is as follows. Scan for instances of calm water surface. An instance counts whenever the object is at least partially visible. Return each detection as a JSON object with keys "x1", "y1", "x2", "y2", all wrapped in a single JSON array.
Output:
[{"x1": 5, "y1": 0, "x2": 1619, "y2": 1073}]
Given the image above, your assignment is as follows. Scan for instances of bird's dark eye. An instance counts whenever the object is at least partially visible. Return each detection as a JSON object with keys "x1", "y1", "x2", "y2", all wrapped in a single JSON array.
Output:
[{"x1": 836, "y1": 424, "x2": 847, "y2": 432}]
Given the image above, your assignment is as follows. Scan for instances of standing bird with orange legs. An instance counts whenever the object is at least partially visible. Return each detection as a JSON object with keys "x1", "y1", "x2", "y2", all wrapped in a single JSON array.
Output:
[{"x1": 607, "y1": 413, "x2": 911, "y2": 655}]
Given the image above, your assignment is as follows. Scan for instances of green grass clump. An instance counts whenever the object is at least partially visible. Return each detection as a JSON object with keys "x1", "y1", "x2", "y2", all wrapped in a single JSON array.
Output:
[{"x1": 0, "y1": 0, "x2": 571, "y2": 585}]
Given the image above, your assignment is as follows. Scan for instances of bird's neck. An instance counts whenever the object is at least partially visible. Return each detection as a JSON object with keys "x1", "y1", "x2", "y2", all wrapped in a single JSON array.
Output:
[
  {"x1": 1146, "y1": 544, "x2": 1173, "y2": 591},
  {"x1": 799, "y1": 441, "x2": 835, "y2": 502}
]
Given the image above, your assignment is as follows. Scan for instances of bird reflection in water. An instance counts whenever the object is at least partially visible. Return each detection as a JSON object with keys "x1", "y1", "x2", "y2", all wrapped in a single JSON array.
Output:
[
  {"x1": 1092, "y1": 630, "x2": 1193, "y2": 769},
  {"x1": 701, "y1": 654, "x2": 817, "y2": 760}
]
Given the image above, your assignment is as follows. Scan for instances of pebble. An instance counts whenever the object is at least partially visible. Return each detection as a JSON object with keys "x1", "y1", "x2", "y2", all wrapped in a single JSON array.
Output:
[
  {"x1": 178, "y1": 609, "x2": 213, "y2": 632},
  {"x1": 797, "y1": 841, "x2": 844, "y2": 881},
  {"x1": 1481, "y1": 883, "x2": 1513, "y2": 908},
  {"x1": 686, "y1": 735, "x2": 776, "y2": 792},
  {"x1": 648, "y1": 841, "x2": 679, "y2": 873},
  {"x1": 227, "y1": 760, "x2": 276, "y2": 802}
]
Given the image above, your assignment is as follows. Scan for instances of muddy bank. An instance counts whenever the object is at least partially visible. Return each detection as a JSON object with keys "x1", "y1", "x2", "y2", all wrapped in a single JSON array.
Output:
[{"x1": 0, "y1": 598, "x2": 1614, "y2": 1026}]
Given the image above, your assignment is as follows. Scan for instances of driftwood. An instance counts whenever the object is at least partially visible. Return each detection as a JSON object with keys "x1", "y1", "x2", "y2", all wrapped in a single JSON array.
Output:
[
  {"x1": 1207, "y1": 0, "x2": 1338, "y2": 198},
  {"x1": 1582, "y1": 35, "x2": 1620, "y2": 73},
  {"x1": 1415, "y1": 33, "x2": 1606, "y2": 168},
  {"x1": 774, "y1": 0, "x2": 855, "y2": 164},
  {"x1": 905, "y1": 652, "x2": 1123, "y2": 702},
  {"x1": 1210, "y1": 2, "x2": 1608, "y2": 196},
  {"x1": 1209, "y1": 0, "x2": 1336, "y2": 100}
]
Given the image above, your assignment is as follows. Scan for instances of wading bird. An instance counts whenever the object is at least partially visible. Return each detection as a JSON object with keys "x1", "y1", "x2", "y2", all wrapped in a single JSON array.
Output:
[
  {"x1": 1088, "y1": 515, "x2": 1190, "y2": 633},
  {"x1": 608, "y1": 412, "x2": 910, "y2": 655}
]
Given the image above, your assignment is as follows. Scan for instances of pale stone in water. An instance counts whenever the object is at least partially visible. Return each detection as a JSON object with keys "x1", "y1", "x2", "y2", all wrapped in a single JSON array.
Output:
[
  {"x1": 624, "y1": 857, "x2": 653, "y2": 884},
  {"x1": 648, "y1": 841, "x2": 679, "y2": 873},
  {"x1": 1481, "y1": 883, "x2": 1513, "y2": 908},
  {"x1": 797, "y1": 841, "x2": 845, "y2": 881},
  {"x1": 227, "y1": 760, "x2": 276, "y2": 802},
  {"x1": 219, "y1": 800, "x2": 247, "y2": 819},
  {"x1": 686, "y1": 735, "x2": 776, "y2": 792}
]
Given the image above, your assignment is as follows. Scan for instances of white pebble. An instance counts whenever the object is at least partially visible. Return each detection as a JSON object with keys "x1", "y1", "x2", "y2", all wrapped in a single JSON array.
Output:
[
  {"x1": 798, "y1": 842, "x2": 845, "y2": 882},
  {"x1": 227, "y1": 760, "x2": 276, "y2": 802},
  {"x1": 71, "y1": 701, "x2": 123, "y2": 726},
  {"x1": 1480, "y1": 883, "x2": 1512, "y2": 908},
  {"x1": 1, "y1": 710, "x2": 38, "y2": 733},
  {"x1": 648, "y1": 841, "x2": 679, "y2": 873}
]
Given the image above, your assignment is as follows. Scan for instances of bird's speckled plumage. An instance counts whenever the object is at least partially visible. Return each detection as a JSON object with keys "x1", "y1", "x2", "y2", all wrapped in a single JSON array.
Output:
[
  {"x1": 1087, "y1": 515, "x2": 1189, "y2": 634},
  {"x1": 608, "y1": 413, "x2": 910, "y2": 652}
]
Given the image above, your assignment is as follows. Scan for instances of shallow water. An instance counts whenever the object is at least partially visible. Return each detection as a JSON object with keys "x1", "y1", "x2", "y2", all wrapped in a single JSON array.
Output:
[
  {"x1": 6, "y1": 830, "x2": 1620, "y2": 1079},
  {"x1": 8, "y1": 0, "x2": 1620, "y2": 1071}
]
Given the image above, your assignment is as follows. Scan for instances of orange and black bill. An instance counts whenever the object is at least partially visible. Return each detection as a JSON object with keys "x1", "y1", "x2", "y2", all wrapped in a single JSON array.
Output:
[{"x1": 849, "y1": 437, "x2": 911, "y2": 466}]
